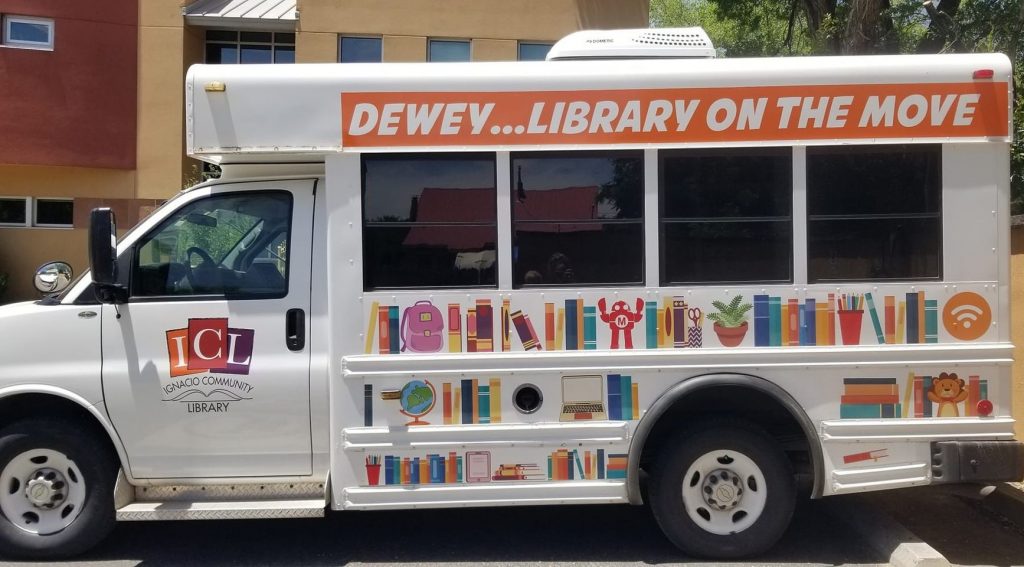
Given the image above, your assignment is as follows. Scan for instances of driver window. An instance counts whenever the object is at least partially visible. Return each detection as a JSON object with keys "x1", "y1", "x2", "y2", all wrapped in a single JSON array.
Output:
[{"x1": 132, "y1": 191, "x2": 293, "y2": 299}]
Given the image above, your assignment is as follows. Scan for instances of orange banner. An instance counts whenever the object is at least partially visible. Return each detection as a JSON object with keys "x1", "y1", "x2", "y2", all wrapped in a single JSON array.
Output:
[{"x1": 340, "y1": 82, "x2": 1009, "y2": 148}]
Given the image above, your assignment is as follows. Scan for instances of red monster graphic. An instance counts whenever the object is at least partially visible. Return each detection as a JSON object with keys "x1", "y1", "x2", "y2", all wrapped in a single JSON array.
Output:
[{"x1": 598, "y1": 298, "x2": 644, "y2": 349}]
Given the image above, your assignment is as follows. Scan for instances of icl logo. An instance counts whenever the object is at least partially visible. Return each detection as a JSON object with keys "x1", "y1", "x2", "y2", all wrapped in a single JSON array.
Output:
[{"x1": 165, "y1": 318, "x2": 255, "y2": 377}]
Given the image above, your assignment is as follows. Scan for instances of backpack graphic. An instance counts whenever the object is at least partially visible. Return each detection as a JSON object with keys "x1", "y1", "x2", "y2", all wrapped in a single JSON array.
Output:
[{"x1": 401, "y1": 301, "x2": 444, "y2": 353}]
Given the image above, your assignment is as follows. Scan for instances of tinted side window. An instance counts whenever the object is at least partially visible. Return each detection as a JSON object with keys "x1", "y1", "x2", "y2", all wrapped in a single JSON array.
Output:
[
  {"x1": 660, "y1": 147, "x2": 793, "y2": 284},
  {"x1": 511, "y1": 151, "x2": 644, "y2": 287},
  {"x1": 362, "y1": 154, "x2": 497, "y2": 289},
  {"x1": 132, "y1": 192, "x2": 292, "y2": 298},
  {"x1": 807, "y1": 145, "x2": 941, "y2": 282}
]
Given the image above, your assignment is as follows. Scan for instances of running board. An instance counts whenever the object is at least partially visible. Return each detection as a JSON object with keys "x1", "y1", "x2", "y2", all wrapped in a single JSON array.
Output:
[
  {"x1": 341, "y1": 480, "x2": 627, "y2": 510},
  {"x1": 116, "y1": 499, "x2": 325, "y2": 521},
  {"x1": 115, "y1": 476, "x2": 326, "y2": 521}
]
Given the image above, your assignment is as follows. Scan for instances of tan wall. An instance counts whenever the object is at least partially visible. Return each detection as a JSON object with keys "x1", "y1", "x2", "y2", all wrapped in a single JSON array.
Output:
[
  {"x1": 1011, "y1": 226, "x2": 1024, "y2": 440},
  {"x1": 297, "y1": 31, "x2": 339, "y2": 63},
  {"x1": 472, "y1": 39, "x2": 518, "y2": 61},
  {"x1": 0, "y1": 164, "x2": 136, "y2": 302},
  {"x1": 383, "y1": 35, "x2": 427, "y2": 62},
  {"x1": 137, "y1": 0, "x2": 188, "y2": 200},
  {"x1": 297, "y1": 0, "x2": 648, "y2": 42}
]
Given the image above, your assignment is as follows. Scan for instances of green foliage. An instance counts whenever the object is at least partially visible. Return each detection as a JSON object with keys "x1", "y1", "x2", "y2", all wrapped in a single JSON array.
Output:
[{"x1": 706, "y1": 294, "x2": 753, "y2": 327}]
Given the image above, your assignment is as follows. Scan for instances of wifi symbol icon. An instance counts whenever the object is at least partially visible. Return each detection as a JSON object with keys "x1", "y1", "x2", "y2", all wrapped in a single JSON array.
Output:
[{"x1": 942, "y1": 292, "x2": 992, "y2": 341}]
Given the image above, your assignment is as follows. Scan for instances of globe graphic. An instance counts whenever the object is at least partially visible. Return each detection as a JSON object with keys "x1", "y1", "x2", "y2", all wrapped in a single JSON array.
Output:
[{"x1": 399, "y1": 380, "x2": 436, "y2": 425}]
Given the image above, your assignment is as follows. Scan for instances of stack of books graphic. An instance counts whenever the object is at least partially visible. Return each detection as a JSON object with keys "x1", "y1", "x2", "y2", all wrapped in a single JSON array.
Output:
[
  {"x1": 441, "y1": 378, "x2": 502, "y2": 424},
  {"x1": 606, "y1": 453, "x2": 627, "y2": 479},
  {"x1": 607, "y1": 374, "x2": 639, "y2": 420},
  {"x1": 840, "y1": 378, "x2": 901, "y2": 418},
  {"x1": 492, "y1": 463, "x2": 546, "y2": 481},
  {"x1": 382, "y1": 452, "x2": 464, "y2": 485}
]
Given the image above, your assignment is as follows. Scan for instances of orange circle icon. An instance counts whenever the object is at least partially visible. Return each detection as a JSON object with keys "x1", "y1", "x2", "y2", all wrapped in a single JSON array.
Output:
[{"x1": 942, "y1": 292, "x2": 992, "y2": 341}]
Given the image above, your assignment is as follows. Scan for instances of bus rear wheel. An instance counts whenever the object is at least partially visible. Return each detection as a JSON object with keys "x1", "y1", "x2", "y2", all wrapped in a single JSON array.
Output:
[
  {"x1": 649, "y1": 420, "x2": 795, "y2": 559},
  {"x1": 0, "y1": 419, "x2": 116, "y2": 559}
]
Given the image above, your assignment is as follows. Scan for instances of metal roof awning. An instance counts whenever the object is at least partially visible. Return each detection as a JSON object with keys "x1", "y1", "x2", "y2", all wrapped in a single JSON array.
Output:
[{"x1": 183, "y1": 0, "x2": 297, "y2": 31}]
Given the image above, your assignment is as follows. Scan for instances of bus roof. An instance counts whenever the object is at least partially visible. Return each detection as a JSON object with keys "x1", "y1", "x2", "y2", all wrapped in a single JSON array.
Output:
[{"x1": 186, "y1": 53, "x2": 1012, "y2": 164}]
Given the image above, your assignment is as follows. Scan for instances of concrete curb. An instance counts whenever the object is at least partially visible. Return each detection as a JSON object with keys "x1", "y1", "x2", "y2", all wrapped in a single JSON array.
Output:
[{"x1": 820, "y1": 494, "x2": 950, "y2": 567}]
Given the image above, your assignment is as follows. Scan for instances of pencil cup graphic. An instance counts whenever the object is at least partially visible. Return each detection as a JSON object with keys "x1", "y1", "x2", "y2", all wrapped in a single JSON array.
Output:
[
  {"x1": 366, "y1": 463, "x2": 382, "y2": 486},
  {"x1": 838, "y1": 310, "x2": 863, "y2": 345}
]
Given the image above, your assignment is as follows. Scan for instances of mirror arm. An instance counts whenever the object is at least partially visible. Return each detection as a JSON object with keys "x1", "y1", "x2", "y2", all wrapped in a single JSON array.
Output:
[{"x1": 94, "y1": 283, "x2": 128, "y2": 305}]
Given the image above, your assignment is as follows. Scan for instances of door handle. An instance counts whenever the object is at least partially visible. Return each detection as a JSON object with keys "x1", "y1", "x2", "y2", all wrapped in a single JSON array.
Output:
[{"x1": 286, "y1": 308, "x2": 305, "y2": 351}]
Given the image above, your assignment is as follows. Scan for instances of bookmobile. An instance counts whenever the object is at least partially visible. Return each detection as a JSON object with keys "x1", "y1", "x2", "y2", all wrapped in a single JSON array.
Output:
[{"x1": 0, "y1": 27, "x2": 1021, "y2": 559}]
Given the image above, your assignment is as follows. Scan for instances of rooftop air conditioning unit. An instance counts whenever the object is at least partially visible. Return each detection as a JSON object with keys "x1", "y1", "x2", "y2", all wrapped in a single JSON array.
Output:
[{"x1": 545, "y1": 27, "x2": 716, "y2": 61}]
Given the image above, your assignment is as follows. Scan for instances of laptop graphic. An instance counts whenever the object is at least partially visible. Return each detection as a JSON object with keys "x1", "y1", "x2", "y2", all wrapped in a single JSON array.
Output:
[{"x1": 559, "y1": 375, "x2": 608, "y2": 422}]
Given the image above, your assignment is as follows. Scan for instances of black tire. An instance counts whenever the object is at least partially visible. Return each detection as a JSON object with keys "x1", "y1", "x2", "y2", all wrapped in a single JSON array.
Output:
[
  {"x1": 649, "y1": 419, "x2": 796, "y2": 559},
  {"x1": 0, "y1": 419, "x2": 117, "y2": 559}
]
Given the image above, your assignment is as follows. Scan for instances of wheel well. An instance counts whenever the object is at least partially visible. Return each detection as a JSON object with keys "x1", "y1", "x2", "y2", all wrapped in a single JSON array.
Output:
[
  {"x1": 0, "y1": 394, "x2": 119, "y2": 465},
  {"x1": 638, "y1": 384, "x2": 815, "y2": 496}
]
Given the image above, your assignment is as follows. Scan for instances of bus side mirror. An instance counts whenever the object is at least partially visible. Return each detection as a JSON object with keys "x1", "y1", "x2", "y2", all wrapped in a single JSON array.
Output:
[{"x1": 89, "y1": 208, "x2": 126, "y2": 303}]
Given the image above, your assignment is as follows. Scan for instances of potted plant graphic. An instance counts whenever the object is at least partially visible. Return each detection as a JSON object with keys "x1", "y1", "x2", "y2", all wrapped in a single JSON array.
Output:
[{"x1": 707, "y1": 295, "x2": 752, "y2": 347}]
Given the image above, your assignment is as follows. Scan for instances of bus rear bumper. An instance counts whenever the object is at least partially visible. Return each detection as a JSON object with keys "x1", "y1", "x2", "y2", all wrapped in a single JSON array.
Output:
[{"x1": 931, "y1": 440, "x2": 1024, "y2": 483}]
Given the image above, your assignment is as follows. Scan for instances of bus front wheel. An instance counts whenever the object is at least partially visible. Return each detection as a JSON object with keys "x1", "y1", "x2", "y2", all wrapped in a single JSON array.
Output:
[{"x1": 649, "y1": 419, "x2": 796, "y2": 559}]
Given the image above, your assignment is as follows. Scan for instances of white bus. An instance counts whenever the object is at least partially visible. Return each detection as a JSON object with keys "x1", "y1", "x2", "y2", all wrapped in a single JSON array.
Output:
[{"x1": 0, "y1": 28, "x2": 1020, "y2": 559}]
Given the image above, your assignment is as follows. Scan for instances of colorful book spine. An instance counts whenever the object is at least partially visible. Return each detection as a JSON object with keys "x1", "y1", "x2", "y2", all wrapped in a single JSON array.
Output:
[
  {"x1": 565, "y1": 300, "x2": 578, "y2": 351},
  {"x1": 583, "y1": 306, "x2": 597, "y2": 350},
  {"x1": 769, "y1": 296, "x2": 782, "y2": 347},
  {"x1": 461, "y1": 379, "x2": 473, "y2": 423},
  {"x1": 780, "y1": 301, "x2": 789, "y2": 346},
  {"x1": 903, "y1": 372, "x2": 914, "y2": 417},
  {"x1": 924, "y1": 299, "x2": 938, "y2": 343},
  {"x1": 511, "y1": 310, "x2": 540, "y2": 350},
  {"x1": 490, "y1": 378, "x2": 501, "y2": 423},
  {"x1": 471, "y1": 379, "x2": 480, "y2": 423},
  {"x1": 388, "y1": 306, "x2": 400, "y2": 353},
  {"x1": 365, "y1": 301, "x2": 379, "y2": 354},
  {"x1": 620, "y1": 375, "x2": 633, "y2": 420},
  {"x1": 827, "y1": 293, "x2": 836, "y2": 346},
  {"x1": 967, "y1": 375, "x2": 980, "y2": 417},
  {"x1": 364, "y1": 384, "x2": 373, "y2": 426},
  {"x1": 446, "y1": 451, "x2": 457, "y2": 483},
  {"x1": 523, "y1": 314, "x2": 541, "y2": 350},
  {"x1": 501, "y1": 299, "x2": 511, "y2": 352},
  {"x1": 631, "y1": 381, "x2": 639, "y2": 419},
  {"x1": 545, "y1": 302, "x2": 555, "y2": 351},
  {"x1": 378, "y1": 305, "x2": 391, "y2": 354},
  {"x1": 787, "y1": 298, "x2": 799, "y2": 346},
  {"x1": 576, "y1": 299, "x2": 584, "y2": 350},
  {"x1": 866, "y1": 292, "x2": 884, "y2": 344},
  {"x1": 597, "y1": 449, "x2": 606, "y2": 480},
  {"x1": 672, "y1": 296, "x2": 688, "y2": 348},
  {"x1": 447, "y1": 303, "x2": 461, "y2": 352},
  {"x1": 555, "y1": 307, "x2": 565, "y2": 350},
  {"x1": 660, "y1": 298, "x2": 673, "y2": 347},
  {"x1": 608, "y1": 374, "x2": 622, "y2": 420},
  {"x1": 467, "y1": 308, "x2": 478, "y2": 352},
  {"x1": 453, "y1": 387, "x2": 462, "y2": 425},
  {"x1": 645, "y1": 301, "x2": 658, "y2": 349},
  {"x1": 884, "y1": 296, "x2": 895, "y2": 344},
  {"x1": 917, "y1": 293, "x2": 926, "y2": 343},
  {"x1": 476, "y1": 300, "x2": 493, "y2": 352},
  {"x1": 754, "y1": 294, "x2": 769, "y2": 347},
  {"x1": 922, "y1": 375, "x2": 933, "y2": 417},
  {"x1": 606, "y1": 453, "x2": 627, "y2": 480},
  {"x1": 897, "y1": 301, "x2": 906, "y2": 344},
  {"x1": 804, "y1": 299, "x2": 816, "y2": 346},
  {"x1": 442, "y1": 382, "x2": 452, "y2": 425},
  {"x1": 815, "y1": 299, "x2": 827, "y2": 346},
  {"x1": 574, "y1": 450, "x2": 585, "y2": 479},
  {"x1": 906, "y1": 293, "x2": 919, "y2": 344},
  {"x1": 478, "y1": 384, "x2": 490, "y2": 424},
  {"x1": 913, "y1": 375, "x2": 924, "y2": 417}
]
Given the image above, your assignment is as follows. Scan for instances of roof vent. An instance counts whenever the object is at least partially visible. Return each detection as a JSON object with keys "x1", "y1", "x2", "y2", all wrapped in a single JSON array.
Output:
[{"x1": 546, "y1": 27, "x2": 715, "y2": 61}]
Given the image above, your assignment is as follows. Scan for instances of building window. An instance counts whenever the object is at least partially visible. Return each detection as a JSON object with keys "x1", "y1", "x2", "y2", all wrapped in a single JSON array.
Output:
[
  {"x1": 205, "y1": 30, "x2": 295, "y2": 64},
  {"x1": 807, "y1": 144, "x2": 941, "y2": 282},
  {"x1": 660, "y1": 148, "x2": 793, "y2": 285},
  {"x1": 340, "y1": 36, "x2": 382, "y2": 63},
  {"x1": 0, "y1": 198, "x2": 29, "y2": 226},
  {"x1": 362, "y1": 154, "x2": 497, "y2": 289},
  {"x1": 0, "y1": 197, "x2": 73, "y2": 228},
  {"x1": 428, "y1": 39, "x2": 470, "y2": 62},
  {"x1": 33, "y1": 198, "x2": 73, "y2": 228},
  {"x1": 518, "y1": 42, "x2": 552, "y2": 61},
  {"x1": 511, "y1": 151, "x2": 644, "y2": 287},
  {"x1": 2, "y1": 15, "x2": 54, "y2": 50}
]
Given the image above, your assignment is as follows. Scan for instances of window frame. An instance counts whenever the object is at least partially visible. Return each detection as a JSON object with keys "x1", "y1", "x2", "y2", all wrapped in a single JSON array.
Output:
[
  {"x1": 0, "y1": 197, "x2": 30, "y2": 227},
  {"x1": 361, "y1": 152, "x2": 499, "y2": 291},
  {"x1": 658, "y1": 146, "x2": 794, "y2": 286},
  {"x1": 428, "y1": 38, "x2": 471, "y2": 62},
  {"x1": 204, "y1": 29, "x2": 295, "y2": 64},
  {"x1": 32, "y1": 197, "x2": 74, "y2": 228},
  {"x1": 517, "y1": 42, "x2": 553, "y2": 61},
  {"x1": 805, "y1": 144, "x2": 943, "y2": 283},
  {"x1": 2, "y1": 15, "x2": 54, "y2": 50},
  {"x1": 510, "y1": 149, "x2": 646, "y2": 289},
  {"x1": 128, "y1": 190, "x2": 294, "y2": 302},
  {"x1": 339, "y1": 35, "x2": 382, "y2": 63}
]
